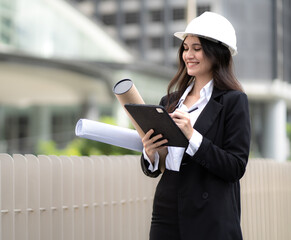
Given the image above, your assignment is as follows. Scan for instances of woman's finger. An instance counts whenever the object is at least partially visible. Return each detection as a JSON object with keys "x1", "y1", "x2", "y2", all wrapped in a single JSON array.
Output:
[
  {"x1": 148, "y1": 133, "x2": 164, "y2": 143},
  {"x1": 144, "y1": 134, "x2": 168, "y2": 149},
  {"x1": 170, "y1": 109, "x2": 188, "y2": 119},
  {"x1": 153, "y1": 138, "x2": 168, "y2": 148},
  {"x1": 143, "y1": 132, "x2": 168, "y2": 163},
  {"x1": 143, "y1": 129, "x2": 154, "y2": 141},
  {"x1": 142, "y1": 130, "x2": 168, "y2": 149}
]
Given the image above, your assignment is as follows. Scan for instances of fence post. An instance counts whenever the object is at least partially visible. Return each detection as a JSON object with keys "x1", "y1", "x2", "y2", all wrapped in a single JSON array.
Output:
[
  {"x1": 101, "y1": 156, "x2": 114, "y2": 240},
  {"x1": 59, "y1": 156, "x2": 74, "y2": 240},
  {"x1": 25, "y1": 154, "x2": 40, "y2": 240},
  {"x1": 38, "y1": 155, "x2": 53, "y2": 240},
  {"x1": 13, "y1": 154, "x2": 28, "y2": 240},
  {"x1": 82, "y1": 156, "x2": 95, "y2": 240},
  {"x1": 49, "y1": 155, "x2": 63, "y2": 240},
  {"x1": 71, "y1": 156, "x2": 84, "y2": 240},
  {"x1": 0, "y1": 154, "x2": 14, "y2": 240},
  {"x1": 91, "y1": 155, "x2": 105, "y2": 240}
]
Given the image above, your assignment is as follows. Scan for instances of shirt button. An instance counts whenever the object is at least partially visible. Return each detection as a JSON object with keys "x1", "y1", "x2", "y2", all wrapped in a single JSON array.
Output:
[{"x1": 202, "y1": 192, "x2": 209, "y2": 199}]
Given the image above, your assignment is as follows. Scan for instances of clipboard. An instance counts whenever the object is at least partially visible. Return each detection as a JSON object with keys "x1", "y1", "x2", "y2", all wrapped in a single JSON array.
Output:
[{"x1": 124, "y1": 104, "x2": 189, "y2": 147}]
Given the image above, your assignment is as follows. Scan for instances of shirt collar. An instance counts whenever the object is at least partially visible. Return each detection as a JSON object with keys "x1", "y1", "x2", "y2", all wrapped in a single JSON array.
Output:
[
  {"x1": 177, "y1": 80, "x2": 213, "y2": 108},
  {"x1": 202, "y1": 80, "x2": 214, "y2": 101}
]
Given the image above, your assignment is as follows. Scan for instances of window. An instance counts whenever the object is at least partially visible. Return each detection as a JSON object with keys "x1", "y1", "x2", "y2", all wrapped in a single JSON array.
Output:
[
  {"x1": 102, "y1": 14, "x2": 116, "y2": 26},
  {"x1": 0, "y1": 16, "x2": 13, "y2": 44},
  {"x1": 125, "y1": 12, "x2": 140, "y2": 24},
  {"x1": 4, "y1": 115, "x2": 30, "y2": 153},
  {"x1": 125, "y1": 38, "x2": 140, "y2": 49},
  {"x1": 197, "y1": 5, "x2": 211, "y2": 16},
  {"x1": 1, "y1": 16, "x2": 12, "y2": 28},
  {"x1": 150, "y1": 37, "x2": 163, "y2": 49},
  {"x1": 150, "y1": 10, "x2": 163, "y2": 22},
  {"x1": 51, "y1": 112, "x2": 76, "y2": 147},
  {"x1": 172, "y1": 8, "x2": 185, "y2": 21},
  {"x1": 0, "y1": 31, "x2": 11, "y2": 43},
  {"x1": 173, "y1": 36, "x2": 182, "y2": 48}
]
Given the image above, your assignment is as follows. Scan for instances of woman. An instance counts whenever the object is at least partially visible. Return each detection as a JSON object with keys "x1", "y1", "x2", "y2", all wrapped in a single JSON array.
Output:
[{"x1": 141, "y1": 12, "x2": 251, "y2": 240}]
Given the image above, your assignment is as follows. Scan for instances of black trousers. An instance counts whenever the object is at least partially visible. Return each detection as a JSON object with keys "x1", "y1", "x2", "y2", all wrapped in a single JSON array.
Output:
[{"x1": 150, "y1": 169, "x2": 181, "y2": 240}]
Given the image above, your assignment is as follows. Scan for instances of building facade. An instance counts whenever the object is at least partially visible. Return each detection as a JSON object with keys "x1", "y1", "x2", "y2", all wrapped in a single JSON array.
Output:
[
  {"x1": 0, "y1": 0, "x2": 173, "y2": 154},
  {"x1": 69, "y1": 0, "x2": 291, "y2": 82},
  {"x1": 71, "y1": 0, "x2": 213, "y2": 67}
]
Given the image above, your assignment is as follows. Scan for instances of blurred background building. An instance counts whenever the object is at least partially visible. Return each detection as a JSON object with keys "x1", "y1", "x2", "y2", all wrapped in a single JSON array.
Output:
[
  {"x1": 0, "y1": 0, "x2": 174, "y2": 154},
  {"x1": 0, "y1": 0, "x2": 291, "y2": 161}
]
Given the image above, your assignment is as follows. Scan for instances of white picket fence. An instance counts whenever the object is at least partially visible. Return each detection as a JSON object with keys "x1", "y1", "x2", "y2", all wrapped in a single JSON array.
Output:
[
  {"x1": 240, "y1": 159, "x2": 291, "y2": 240},
  {"x1": 0, "y1": 154, "x2": 159, "y2": 240},
  {"x1": 0, "y1": 154, "x2": 291, "y2": 240}
]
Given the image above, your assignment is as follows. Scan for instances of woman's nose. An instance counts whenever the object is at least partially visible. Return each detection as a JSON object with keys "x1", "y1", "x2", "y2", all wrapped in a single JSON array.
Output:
[{"x1": 185, "y1": 49, "x2": 194, "y2": 59}]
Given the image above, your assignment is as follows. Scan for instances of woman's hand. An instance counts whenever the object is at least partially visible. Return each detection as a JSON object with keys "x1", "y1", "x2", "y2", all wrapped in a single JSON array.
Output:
[
  {"x1": 142, "y1": 129, "x2": 168, "y2": 164},
  {"x1": 170, "y1": 109, "x2": 194, "y2": 140}
]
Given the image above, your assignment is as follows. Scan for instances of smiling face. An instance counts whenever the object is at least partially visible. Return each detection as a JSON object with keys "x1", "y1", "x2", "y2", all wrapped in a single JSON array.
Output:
[{"x1": 182, "y1": 36, "x2": 213, "y2": 81}]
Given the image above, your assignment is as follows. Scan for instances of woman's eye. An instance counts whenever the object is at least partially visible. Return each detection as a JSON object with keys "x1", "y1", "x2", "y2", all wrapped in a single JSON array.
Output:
[{"x1": 194, "y1": 48, "x2": 201, "y2": 51}]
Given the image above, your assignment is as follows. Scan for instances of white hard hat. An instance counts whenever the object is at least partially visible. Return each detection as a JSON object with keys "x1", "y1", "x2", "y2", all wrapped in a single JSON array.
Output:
[{"x1": 174, "y1": 12, "x2": 237, "y2": 56}]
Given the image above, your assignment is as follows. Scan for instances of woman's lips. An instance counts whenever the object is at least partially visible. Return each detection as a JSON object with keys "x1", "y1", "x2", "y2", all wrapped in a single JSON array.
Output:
[{"x1": 187, "y1": 62, "x2": 199, "y2": 67}]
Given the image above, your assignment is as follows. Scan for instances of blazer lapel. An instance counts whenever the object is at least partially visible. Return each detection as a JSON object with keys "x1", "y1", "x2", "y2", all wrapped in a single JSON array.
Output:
[{"x1": 194, "y1": 88, "x2": 225, "y2": 136}]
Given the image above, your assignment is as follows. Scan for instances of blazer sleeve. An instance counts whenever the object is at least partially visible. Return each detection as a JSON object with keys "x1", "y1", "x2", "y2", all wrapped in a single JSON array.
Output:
[
  {"x1": 190, "y1": 91, "x2": 251, "y2": 182},
  {"x1": 140, "y1": 153, "x2": 162, "y2": 178}
]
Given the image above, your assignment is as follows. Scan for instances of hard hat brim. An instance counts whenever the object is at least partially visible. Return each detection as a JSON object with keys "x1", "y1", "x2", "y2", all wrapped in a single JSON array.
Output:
[{"x1": 174, "y1": 32, "x2": 237, "y2": 56}]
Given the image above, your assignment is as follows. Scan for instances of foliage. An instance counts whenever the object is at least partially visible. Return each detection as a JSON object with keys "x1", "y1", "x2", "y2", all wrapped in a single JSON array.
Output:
[
  {"x1": 287, "y1": 123, "x2": 291, "y2": 142},
  {"x1": 286, "y1": 123, "x2": 291, "y2": 160},
  {"x1": 37, "y1": 116, "x2": 140, "y2": 156}
]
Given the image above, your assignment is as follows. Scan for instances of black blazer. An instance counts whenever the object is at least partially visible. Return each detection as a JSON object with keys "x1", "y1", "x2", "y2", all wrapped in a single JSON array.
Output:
[{"x1": 141, "y1": 87, "x2": 251, "y2": 240}]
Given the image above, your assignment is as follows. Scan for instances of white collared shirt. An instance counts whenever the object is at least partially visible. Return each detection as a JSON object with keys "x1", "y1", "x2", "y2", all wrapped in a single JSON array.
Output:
[{"x1": 144, "y1": 80, "x2": 214, "y2": 172}]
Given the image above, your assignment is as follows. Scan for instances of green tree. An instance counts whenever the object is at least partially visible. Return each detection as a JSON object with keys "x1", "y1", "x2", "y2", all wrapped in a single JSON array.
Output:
[{"x1": 286, "y1": 123, "x2": 291, "y2": 160}]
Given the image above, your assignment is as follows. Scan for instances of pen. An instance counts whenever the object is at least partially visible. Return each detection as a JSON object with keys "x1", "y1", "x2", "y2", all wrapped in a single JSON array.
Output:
[{"x1": 188, "y1": 107, "x2": 198, "y2": 113}]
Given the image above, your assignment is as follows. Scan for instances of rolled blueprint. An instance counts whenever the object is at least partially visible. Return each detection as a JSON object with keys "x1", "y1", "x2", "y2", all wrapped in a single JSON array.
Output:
[
  {"x1": 75, "y1": 119, "x2": 143, "y2": 152},
  {"x1": 113, "y1": 79, "x2": 166, "y2": 172},
  {"x1": 113, "y1": 79, "x2": 145, "y2": 137}
]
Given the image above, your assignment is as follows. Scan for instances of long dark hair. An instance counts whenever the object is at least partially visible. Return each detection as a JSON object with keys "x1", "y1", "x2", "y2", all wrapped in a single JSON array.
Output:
[{"x1": 166, "y1": 37, "x2": 243, "y2": 112}]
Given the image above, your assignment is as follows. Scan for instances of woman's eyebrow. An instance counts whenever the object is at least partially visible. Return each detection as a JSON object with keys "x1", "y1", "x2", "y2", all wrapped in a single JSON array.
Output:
[{"x1": 183, "y1": 43, "x2": 201, "y2": 47}]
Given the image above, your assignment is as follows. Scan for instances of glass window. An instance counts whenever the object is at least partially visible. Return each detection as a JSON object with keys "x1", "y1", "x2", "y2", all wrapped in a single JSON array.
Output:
[
  {"x1": 4, "y1": 115, "x2": 30, "y2": 153},
  {"x1": 172, "y1": 8, "x2": 185, "y2": 21},
  {"x1": 125, "y1": 38, "x2": 140, "y2": 49},
  {"x1": 0, "y1": 0, "x2": 133, "y2": 61},
  {"x1": 72, "y1": 0, "x2": 86, "y2": 2},
  {"x1": 150, "y1": 36, "x2": 163, "y2": 49},
  {"x1": 173, "y1": 36, "x2": 181, "y2": 48},
  {"x1": 102, "y1": 13, "x2": 116, "y2": 25},
  {"x1": 125, "y1": 12, "x2": 139, "y2": 24},
  {"x1": 197, "y1": 5, "x2": 211, "y2": 16},
  {"x1": 1, "y1": 31, "x2": 11, "y2": 43},
  {"x1": 51, "y1": 112, "x2": 76, "y2": 147},
  {"x1": 0, "y1": 6, "x2": 14, "y2": 45},
  {"x1": 150, "y1": 9, "x2": 163, "y2": 22},
  {"x1": 2, "y1": 15, "x2": 12, "y2": 28}
]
